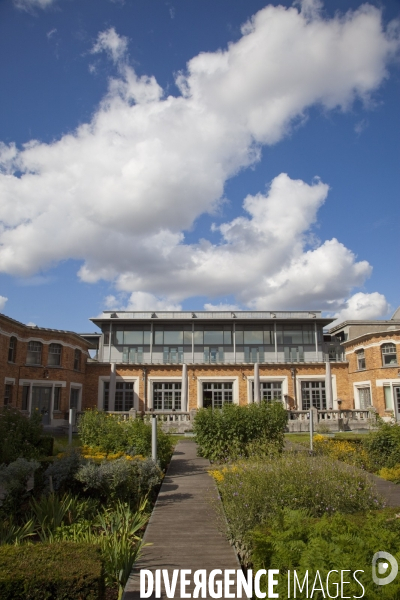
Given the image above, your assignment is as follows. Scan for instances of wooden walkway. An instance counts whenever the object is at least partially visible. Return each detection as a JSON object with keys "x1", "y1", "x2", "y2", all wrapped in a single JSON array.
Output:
[{"x1": 123, "y1": 440, "x2": 240, "y2": 600}]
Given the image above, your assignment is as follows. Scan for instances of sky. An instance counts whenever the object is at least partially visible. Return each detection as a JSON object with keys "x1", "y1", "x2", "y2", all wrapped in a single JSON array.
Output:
[{"x1": 0, "y1": 0, "x2": 399, "y2": 333}]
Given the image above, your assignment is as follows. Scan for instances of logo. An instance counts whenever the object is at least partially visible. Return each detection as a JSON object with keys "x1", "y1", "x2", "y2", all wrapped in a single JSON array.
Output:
[{"x1": 372, "y1": 552, "x2": 398, "y2": 586}]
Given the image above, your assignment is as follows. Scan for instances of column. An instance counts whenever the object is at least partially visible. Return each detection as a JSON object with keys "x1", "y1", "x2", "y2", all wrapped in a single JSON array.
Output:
[
  {"x1": 182, "y1": 363, "x2": 188, "y2": 412},
  {"x1": 325, "y1": 360, "x2": 333, "y2": 410},
  {"x1": 254, "y1": 363, "x2": 260, "y2": 404},
  {"x1": 108, "y1": 363, "x2": 116, "y2": 412}
]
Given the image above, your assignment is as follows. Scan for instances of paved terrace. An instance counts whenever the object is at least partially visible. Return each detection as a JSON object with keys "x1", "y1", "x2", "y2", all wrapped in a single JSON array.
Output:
[{"x1": 123, "y1": 440, "x2": 240, "y2": 600}]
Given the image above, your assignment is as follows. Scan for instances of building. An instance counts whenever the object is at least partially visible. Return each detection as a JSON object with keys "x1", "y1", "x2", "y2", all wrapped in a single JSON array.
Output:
[
  {"x1": 2, "y1": 308, "x2": 399, "y2": 430},
  {"x1": 328, "y1": 307, "x2": 400, "y2": 420},
  {"x1": 0, "y1": 313, "x2": 92, "y2": 426}
]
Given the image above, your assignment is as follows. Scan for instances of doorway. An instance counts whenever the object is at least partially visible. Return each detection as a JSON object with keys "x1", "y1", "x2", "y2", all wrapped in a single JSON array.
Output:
[
  {"x1": 31, "y1": 386, "x2": 52, "y2": 425},
  {"x1": 394, "y1": 387, "x2": 400, "y2": 420}
]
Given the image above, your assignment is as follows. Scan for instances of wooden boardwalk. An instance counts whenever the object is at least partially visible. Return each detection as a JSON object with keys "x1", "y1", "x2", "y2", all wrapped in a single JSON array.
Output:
[{"x1": 123, "y1": 440, "x2": 240, "y2": 599}]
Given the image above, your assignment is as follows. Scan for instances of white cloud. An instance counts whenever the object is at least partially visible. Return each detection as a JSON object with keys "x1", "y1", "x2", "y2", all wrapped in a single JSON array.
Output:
[
  {"x1": 204, "y1": 303, "x2": 240, "y2": 312},
  {"x1": 14, "y1": 0, "x2": 56, "y2": 10},
  {"x1": 0, "y1": 296, "x2": 8, "y2": 312},
  {"x1": 328, "y1": 292, "x2": 390, "y2": 327},
  {"x1": 0, "y1": 3, "x2": 398, "y2": 313},
  {"x1": 91, "y1": 28, "x2": 128, "y2": 64}
]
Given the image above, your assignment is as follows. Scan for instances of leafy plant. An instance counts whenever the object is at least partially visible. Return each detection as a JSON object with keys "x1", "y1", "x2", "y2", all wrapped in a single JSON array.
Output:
[
  {"x1": 363, "y1": 422, "x2": 400, "y2": 471},
  {"x1": 0, "y1": 407, "x2": 43, "y2": 464},
  {"x1": 44, "y1": 449, "x2": 82, "y2": 494},
  {"x1": 194, "y1": 401, "x2": 288, "y2": 462},
  {"x1": 0, "y1": 518, "x2": 35, "y2": 546},
  {"x1": 30, "y1": 493, "x2": 75, "y2": 541}
]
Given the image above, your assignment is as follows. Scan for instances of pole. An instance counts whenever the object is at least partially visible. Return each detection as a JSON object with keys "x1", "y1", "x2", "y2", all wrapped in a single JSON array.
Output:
[
  {"x1": 152, "y1": 414, "x2": 157, "y2": 463},
  {"x1": 69, "y1": 408, "x2": 76, "y2": 445},
  {"x1": 309, "y1": 407, "x2": 313, "y2": 453}
]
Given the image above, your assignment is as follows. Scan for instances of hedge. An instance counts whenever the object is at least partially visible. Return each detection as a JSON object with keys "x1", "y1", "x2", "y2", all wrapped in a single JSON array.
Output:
[{"x1": 0, "y1": 542, "x2": 105, "y2": 600}]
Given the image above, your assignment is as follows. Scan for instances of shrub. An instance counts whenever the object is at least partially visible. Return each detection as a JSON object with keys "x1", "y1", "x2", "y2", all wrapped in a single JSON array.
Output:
[
  {"x1": 194, "y1": 401, "x2": 288, "y2": 462},
  {"x1": 0, "y1": 542, "x2": 105, "y2": 600},
  {"x1": 75, "y1": 456, "x2": 163, "y2": 503},
  {"x1": 210, "y1": 453, "x2": 382, "y2": 563},
  {"x1": 44, "y1": 449, "x2": 82, "y2": 493},
  {"x1": 0, "y1": 407, "x2": 43, "y2": 464},
  {"x1": 379, "y1": 464, "x2": 400, "y2": 483},
  {"x1": 251, "y1": 509, "x2": 400, "y2": 599},
  {"x1": 313, "y1": 435, "x2": 372, "y2": 470},
  {"x1": 0, "y1": 458, "x2": 40, "y2": 518},
  {"x1": 363, "y1": 423, "x2": 400, "y2": 471},
  {"x1": 78, "y1": 410, "x2": 173, "y2": 469}
]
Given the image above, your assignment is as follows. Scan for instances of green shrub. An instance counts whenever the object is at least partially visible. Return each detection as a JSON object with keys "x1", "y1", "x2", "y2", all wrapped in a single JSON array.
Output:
[
  {"x1": 75, "y1": 456, "x2": 162, "y2": 503},
  {"x1": 78, "y1": 410, "x2": 173, "y2": 469},
  {"x1": 211, "y1": 453, "x2": 382, "y2": 563},
  {"x1": 363, "y1": 422, "x2": 400, "y2": 471},
  {"x1": 251, "y1": 509, "x2": 400, "y2": 599},
  {"x1": 194, "y1": 401, "x2": 288, "y2": 462},
  {"x1": 45, "y1": 449, "x2": 82, "y2": 493},
  {"x1": 0, "y1": 542, "x2": 105, "y2": 599},
  {"x1": 0, "y1": 458, "x2": 40, "y2": 518},
  {"x1": 37, "y1": 435, "x2": 54, "y2": 457},
  {"x1": 0, "y1": 407, "x2": 43, "y2": 464}
]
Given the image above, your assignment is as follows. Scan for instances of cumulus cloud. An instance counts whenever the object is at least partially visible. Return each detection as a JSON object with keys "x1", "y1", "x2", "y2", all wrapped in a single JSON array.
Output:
[
  {"x1": 0, "y1": 296, "x2": 8, "y2": 312},
  {"x1": 1, "y1": 3, "x2": 399, "y2": 314},
  {"x1": 328, "y1": 292, "x2": 390, "y2": 326}
]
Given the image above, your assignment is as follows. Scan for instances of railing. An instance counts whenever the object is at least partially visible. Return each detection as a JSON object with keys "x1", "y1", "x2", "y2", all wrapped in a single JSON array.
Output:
[
  {"x1": 97, "y1": 354, "x2": 346, "y2": 365},
  {"x1": 289, "y1": 409, "x2": 371, "y2": 421},
  {"x1": 143, "y1": 411, "x2": 191, "y2": 423}
]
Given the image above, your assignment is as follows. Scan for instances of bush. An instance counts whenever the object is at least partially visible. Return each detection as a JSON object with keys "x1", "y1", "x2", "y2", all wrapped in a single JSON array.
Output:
[
  {"x1": 210, "y1": 453, "x2": 382, "y2": 563},
  {"x1": 313, "y1": 435, "x2": 372, "y2": 470},
  {"x1": 0, "y1": 458, "x2": 40, "y2": 518},
  {"x1": 363, "y1": 423, "x2": 400, "y2": 471},
  {"x1": 75, "y1": 456, "x2": 162, "y2": 503},
  {"x1": 45, "y1": 449, "x2": 82, "y2": 493},
  {"x1": 0, "y1": 542, "x2": 105, "y2": 599},
  {"x1": 379, "y1": 464, "x2": 400, "y2": 483},
  {"x1": 0, "y1": 407, "x2": 43, "y2": 464},
  {"x1": 78, "y1": 410, "x2": 173, "y2": 469},
  {"x1": 37, "y1": 435, "x2": 54, "y2": 457},
  {"x1": 194, "y1": 401, "x2": 288, "y2": 462},
  {"x1": 251, "y1": 508, "x2": 400, "y2": 599}
]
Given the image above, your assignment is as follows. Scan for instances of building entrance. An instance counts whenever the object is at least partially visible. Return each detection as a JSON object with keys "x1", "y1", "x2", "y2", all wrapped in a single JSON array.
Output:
[
  {"x1": 31, "y1": 386, "x2": 52, "y2": 425},
  {"x1": 394, "y1": 387, "x2": 400, "y2": 420}
]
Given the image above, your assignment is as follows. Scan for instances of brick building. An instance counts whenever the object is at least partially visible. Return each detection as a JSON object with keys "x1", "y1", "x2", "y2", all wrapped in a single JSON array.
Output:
[
  {"x1": 2, "y1": 308, "x2": 400, "y2": 427},
  {"x1": 0, "y1": 313, "x2": 92, "y2": 426}
]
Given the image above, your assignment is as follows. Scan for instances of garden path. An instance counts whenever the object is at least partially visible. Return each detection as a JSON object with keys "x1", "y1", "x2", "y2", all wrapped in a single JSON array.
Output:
[{"x1": 123, "y1": 440, "x2": 241, "y2": 600}]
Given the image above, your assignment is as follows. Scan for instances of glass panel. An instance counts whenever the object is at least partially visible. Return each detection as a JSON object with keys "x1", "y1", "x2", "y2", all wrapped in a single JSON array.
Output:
[
  {"x1": 263, "y1": 329, "x2": 273, "y2": 344},
  {"x1": 235, "y1": 330, "x2": 244, "y2": 344},
  {"x1": 124, "y1": 331, "x2": 143, "y2": 344},
  {"x1": 22, "y1": 385, "x2": 30, "y2": 410},
  {"x1": 164, "y1": 331, "x2": 183, "y2": 345},
  {"x1": 53, "y1": 387, "x2": 61, "y2": 411},
  {"x1": 244, "y1": 330, "x2": 263, "y2": 344},
  {"x1": 115, "y1": 330, "x2": 124, "y2": 345},
  {"x1": 283, "y1": 326, "x2": 303, "y2": 344},
  {"x1": 301, "y1": 381, "x2": 326, "y2": 410},
  {"x1": 194, "y1": 330, "x2": 203, "y2": 344},
  {"x1": 70, "y1": 388, "x2": 79, "y2": 409},
  {"x1": 358, "y1": 387, "x2": 370, "y2": 409},
  {"x1": 384, "y1": 386, "x2": 393, "y2": 410},
  {"x1": 184, "y1": 330, "x2": 192, "y2": 345},
  {"x1": 223, "y1": 330, "x2": 232, "y2": 344},
  {"x1": 204, "y1": 330, "x2": 224, "y2": 344},
  {"x1": 154, "y1": 330, "x2": 163, "y2": 344},
  {"x1": 303, "y1": 327, "x2": 314, "y2": 344}
]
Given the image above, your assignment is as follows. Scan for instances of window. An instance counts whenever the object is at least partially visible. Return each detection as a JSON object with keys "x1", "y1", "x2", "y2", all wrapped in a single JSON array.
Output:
[
  {"x1": 103, "y1": 382, "x2": 134, "y2": 411},
  {"x1": 235, "y1": 326, "x2": 273, "y2": 345},
  {"x1": 115, "y1": 327, "x2": 151, "y2": 345},
  {"x1": 122, "y1": 347, "x2": 143, "y2": 363},
  {"x1": 204, "y1": 347, "x2": 224, "y2": 363},
  {"x1": 252, "y1": 381, "x2": 282, "y2": 402},
  {"x1": 383, "y1": 386, "x2": 393, "y2": 410},
  {"x1": 356, "y1": 349, "x2": 366, "y2": 370},
  {"x1": 48, "y1": 343, "x2": 62, "y2": 366},
  {"x1": 163, "y1": 347, "x2": 183, "y2": 364},
  {"x1": 153, "y1": 382, "x2": 181, "y2": 410},
  {"x1": 194, "y1": 326, "x2": 232, "y2": 345},
  {"x1": 8, "y1": 337, "x2": 17, "y2": 362},
  {"x1": 4, "y1": 384, "x2": 12, "y2": 406},
  {"x1": 358, "y1": 387, "x2": 371, "y2": 409},
  {"x1": 22, "y1": 385, "x2": 30, "y2": 410},
  {"x1": 203, "y1": 382, "x2": 233, "y2": 409},
  {"x1": 26, "y1": 341, "x2": 42, "y2": 365},
  {"x1": 53, "y1": 387, "x2": 61, "y2": 411},
  {"x1": 70, "y1": 388, "x2": 80, "y2": 410},
  {"x1": 73, "y1": 349, "x2": 81, "y2": 371},
  {"x1": 301, "y1": 381, "x2": 326, "y2": 410},
  {"x1": 245, "y1": 346, "x2": 265, "y2": 363},
  {"x1": 382, "y1": 343, "x2": 397, "y2": 366},
  {"x1": 284, "y1": 346, "x2": 304, "y2": 362},
  {"x1": 154, "y1": 326, "x2": 192, "y2": 346}
]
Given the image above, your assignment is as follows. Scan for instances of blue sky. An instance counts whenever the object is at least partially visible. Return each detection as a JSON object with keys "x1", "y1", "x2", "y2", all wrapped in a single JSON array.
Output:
[{"x1": 0, "y1": 0, "x2": 399, "y2": 332}]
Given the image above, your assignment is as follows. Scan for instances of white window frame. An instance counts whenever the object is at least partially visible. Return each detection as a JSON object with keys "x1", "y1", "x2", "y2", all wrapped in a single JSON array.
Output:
[
  {"x1": 147, "y1": 376, "x2": 185, "y2": 411},
  {"x1": 246, "y1": 376, "x2": 288, "y2": 405},
  {"x1": 353, "y1": 381, "x2": 373, "y2": 410},
  {"x1": 295, "y1": 374, "x2": 338, "y2": 410},
  {"x1": 376, "y1": 379, "x2": 400, "y2": 420},
  {"x1": 18, "y1": 378, "x2": 67, "y2": 421},
  {"x1": 196, "y1": 376, "x2": 239, "y2": 409},
  {"x1": 97, "y1": 375, "x2": 140, "y2": 411}
]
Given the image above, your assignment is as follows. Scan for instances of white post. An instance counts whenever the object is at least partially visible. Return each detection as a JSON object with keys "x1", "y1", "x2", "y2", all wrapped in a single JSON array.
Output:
[
  {"x1": 152, "y1": 415, "x2": 157, "y2": 462},
  {"x1": 254, "y1": 363, "x2": 260, "y2": 404},
  {"x1": 182, "y1": 363, "x2": 188, "y2": 412},
  {"x1": 108, "y1": 363, "x2": 116, "y2": 411},
  {"x1": 309, "y1": 407, "x2": 313, "y2": 452},
  {"x1": 325, "y1": 361, "x2": 333, "y2": 410},
  {"x1": 69, "y1": 408, "x2": 76, "y2": 445}
]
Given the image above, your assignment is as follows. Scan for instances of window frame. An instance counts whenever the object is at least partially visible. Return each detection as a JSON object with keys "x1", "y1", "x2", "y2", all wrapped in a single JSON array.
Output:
[
  {"x1": 381, "y1": 343, "x2": 397, "y2": 366},
  {"x1": 4, "y1": 383, "x2": 13, "y2": 406},
  {"x1": 48, "y1": 343, "x2": 62, "y2": 367},
  {"x1": 73, "y1": 349, "x2": 81, "y2": 371},
  {"x1": 356, "y1": 349, "x2": 366, "y2": 370},
  {"x1": 8, "y1": 337, "x2": 17, "y2": 363},
  {"x1": 26, "y1": 341, "x2": 43, "y2": 365}
]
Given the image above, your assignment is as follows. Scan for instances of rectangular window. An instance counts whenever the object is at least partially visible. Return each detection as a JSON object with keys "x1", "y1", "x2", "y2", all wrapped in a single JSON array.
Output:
[
  {"x1": 48, "y1": 344, "x2": 62, "y2": 366},
  {"x1": 382, "y1": 344, "x2": 397, "y2": 366},
  {"x1": 153, "y1": 382, "x2": 181, "y2": 411},
  {"x1": 26, "y1": 341, "x2": 42, "y2": 365},
  {"x1": 252, "y1": 381, "x2": 282, "y2": 402},
  {"x1": 122, "y1": 347, "x2": 143, "y2": 363},
  {"x1": 204, "y1": 330, "x2": 224, "y2": 344},
  {"x1": 70, "y1": 388, "x2": 80, "y2": 409},
  {"x1": 358, "y1": 387, "x2": 371, "y2": 409},
  {"x1": 53, "y1": 386, "x2": 61, "y2": 411},
  {"x1": 357, "y1": 350, "x2": 366, "y2": 370},
  {"x1": 73, "y1": 349, "x2": 81, "y2": 371},
  {"x1": 115, "y1": 382, "x2": 134, "y2": 411},
  {"x1": 8, "y1": 337, "x2": 17, "y2": 362},
  {"x1": 22, "y1": 385, "x2": 30, "y2": 410},
  {"x1": 4, "y1": 384, "x2": 12, "y2": 406},
  {"x1": 384, "y1": 386, "x2": 393, "y2": 410},
  {"x1": 104, "y1": 382, "x2": 109, "y2": 411},
  {"x1": 203, "y1": 382, "x2": 233, "y2": 409},
  {"x1": 163, "y1": 347, "x2": 183, "y2": 364},
  {"x1": 243, "y1": 330, "x2": 263, "y2": 345},
  {"x1": 204, "y1": 347, "x2": 224, "y2": 363},
  {"x1": 301, "y1": 381, "x2": 326, "y2": 410}
]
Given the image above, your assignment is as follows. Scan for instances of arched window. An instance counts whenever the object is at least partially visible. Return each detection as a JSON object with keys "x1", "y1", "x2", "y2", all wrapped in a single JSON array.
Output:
[
  {"x1": 356, "y1": 349, "x2": 366, "y2": 370},
  {"x1": 381, "y1": 343, "x2": 397, "y2": 366},
  {"x1": 48, "y1": 343, "x2": 62, "y2": 366},
  {"x1": 8, "y1": 337, "x2": 17, "y2": 362},
  {"x1": 26, "y1": 341, "x2": 42, "y2": 365},
  {"x1": 73, "y1": 349, "x2": 81, "y2": 371}
]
